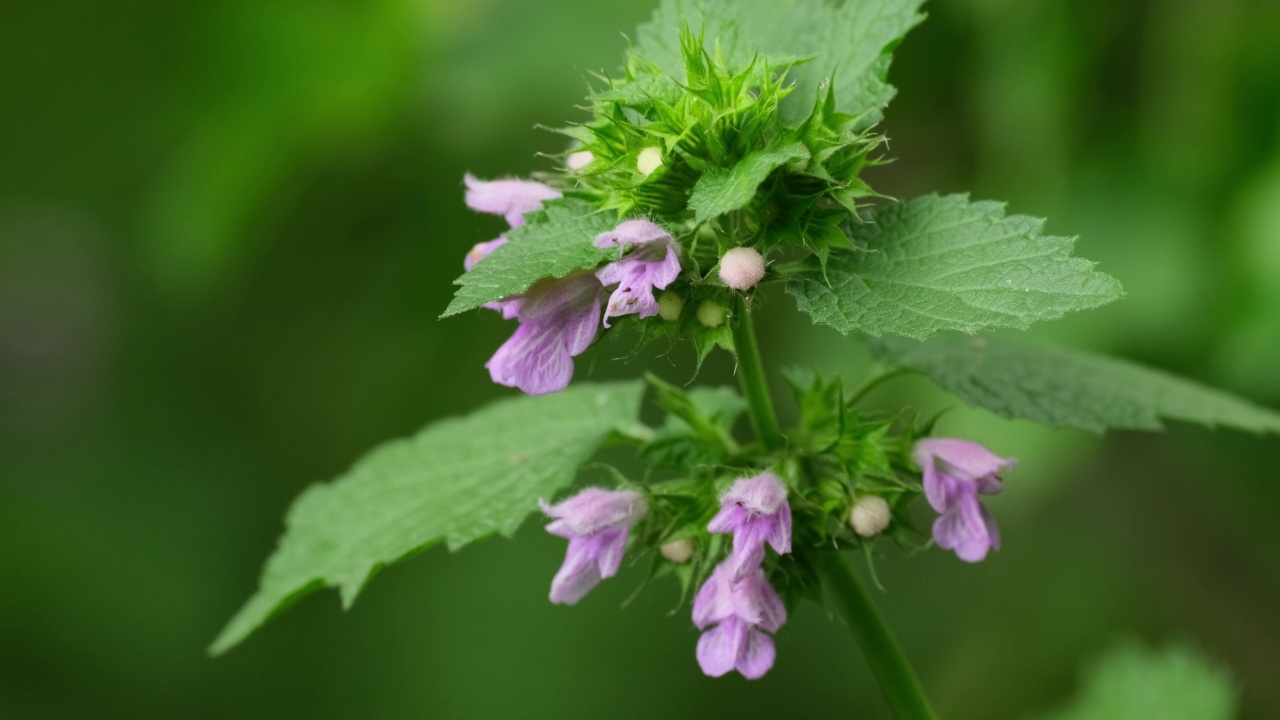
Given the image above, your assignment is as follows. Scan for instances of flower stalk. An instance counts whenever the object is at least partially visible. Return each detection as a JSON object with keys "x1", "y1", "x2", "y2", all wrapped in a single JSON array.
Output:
[
  {"x1": 730, "y1": 297, "x2": 785, "y2": 451},
  {"x1": 820, "y1": 554, "x2": 938, "y2": 720}
]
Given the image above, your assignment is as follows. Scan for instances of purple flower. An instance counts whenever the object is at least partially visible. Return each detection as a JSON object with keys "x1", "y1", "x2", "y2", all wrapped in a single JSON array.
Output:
[
  {"x1": 486, "y1": 272, "x2": 603, "y2": 396},
  {"x1": 707, "y1": 472, "x2": 792, "y2": 582},
  {"x1": 464, "y1": 174, "x2": 561, "y2": 227},
  {"x1": 593, "y1": 219, "x2": 681, "y2": 327},
  {"x1": 913, "y1": 439, "x2": 1016, "y2": 563},
  {"x1": 540, "y1": 488, "x2": 647, "y2": 605},
  {"x1": 692, "y1": 561, "x2": 787, "y2": 679}
]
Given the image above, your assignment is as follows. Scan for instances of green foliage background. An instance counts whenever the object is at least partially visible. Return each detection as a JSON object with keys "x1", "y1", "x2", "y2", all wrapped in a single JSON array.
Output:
[{"x1": 1, "y1": 0, "x2": 1277, "y2": 718}]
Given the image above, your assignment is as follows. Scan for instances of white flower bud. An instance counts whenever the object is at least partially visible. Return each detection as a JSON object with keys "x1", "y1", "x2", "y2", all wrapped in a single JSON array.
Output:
[
  {"x1": 719, "y1": 247, "x2": 766, "y2": 291},
  {"x1": 637, "y1": 146, "x2": 664, "y2": 177},
  {"x1": 657, "y1": 291, "x2": 684, "y2": 321},
  {"x1": 696, "y1": 299, "x2": 728, "y2": 328},
  {"x1": 660, "y1": 539, "x2": 695, "y2": 563},
  {"x1": 849, "y1": 495, "x2": 892, "y2": 538},
  {"x1": 566, "y1": 150, "x2": 594, "y2": 170}
]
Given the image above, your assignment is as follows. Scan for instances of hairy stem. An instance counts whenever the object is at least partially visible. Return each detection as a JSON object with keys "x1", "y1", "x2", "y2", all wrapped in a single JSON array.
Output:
[
  {"x1": 730, "y1": 297, "x2": 784, "y2": 450},
  {"x1": 821, "y1": 554, "x2": 938, "y2": 720}
]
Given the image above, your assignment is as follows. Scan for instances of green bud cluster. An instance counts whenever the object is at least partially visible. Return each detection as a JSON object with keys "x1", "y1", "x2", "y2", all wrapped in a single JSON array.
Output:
[{"x1": 548, "y1": 24, "x2": 886, "y2": 360}]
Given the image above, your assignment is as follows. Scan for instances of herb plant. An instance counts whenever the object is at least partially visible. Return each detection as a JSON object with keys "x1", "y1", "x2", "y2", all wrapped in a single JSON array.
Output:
[{"x1": 210, "y1": 1, "x2": 1280, "y2": 716}]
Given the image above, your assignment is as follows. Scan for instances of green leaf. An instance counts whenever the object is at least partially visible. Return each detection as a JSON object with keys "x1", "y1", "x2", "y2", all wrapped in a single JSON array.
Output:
[
  {"x1": 871, "y1": 334, "x2": 1280, "y2": 434},
  {"x1": 1037, "y1": 641, "x2": 1236, "y2": 720},
  {"x1": 442, "y1": 198, "x2": 618, "y2": 317},
  {"x1": 636, "y1": 0, "x2": 926, "y2": 126},
  {"x1": 210, "y1": 381, "x2": 647, "y2": 655},
  {"x1": 786, "y1": 194, "x2": 1124, "y2": 339},
  {"x1": 688, "y1": 142, "x2": 809, "y2": 222}
]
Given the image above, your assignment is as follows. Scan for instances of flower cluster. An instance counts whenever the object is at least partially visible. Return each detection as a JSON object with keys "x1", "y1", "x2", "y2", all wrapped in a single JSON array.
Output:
[
  {"x1": 540, "y1": 472, "x2": 794, "y2": 679},
  {"x1": 462, "y1": 177, "x2": 684, "y2": 395},
  {"x1": 696, "y1": 472, "x2": 792, "y2": 678}
]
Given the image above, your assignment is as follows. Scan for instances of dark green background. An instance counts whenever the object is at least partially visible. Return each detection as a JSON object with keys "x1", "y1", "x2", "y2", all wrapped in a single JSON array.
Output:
[{"x1": 3, "y1": 0, "x2": 1279, "y2": 718}]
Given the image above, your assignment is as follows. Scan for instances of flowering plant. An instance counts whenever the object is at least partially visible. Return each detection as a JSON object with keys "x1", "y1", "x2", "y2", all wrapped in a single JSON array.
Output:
[{"x1": 210, "y1": 1, "x2": 1280, "y2": 716}]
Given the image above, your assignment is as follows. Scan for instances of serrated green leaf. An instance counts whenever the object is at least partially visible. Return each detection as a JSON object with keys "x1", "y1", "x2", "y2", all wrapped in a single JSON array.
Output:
[
  {"x1": 786, "y1": 194, "x2": 1124, "y2": 339},
  {"x1": 1036, "y1": 641, "x2": 1236, "y2": 720},
  {"x1": 210, "y1": 381, "x2": 646, "y2": 655},
  {"x1": 636, "y1": 0, "x2": 925, "y2": 126},
  {"x1": 872, "y1": 334, "x2": 1280, "y2": 435},
  {"x1": 442, "y1": 198, "x2": 618, "y2": 317},
  {"x1": 688, "y1": 142, "x2": 809, "y2": 222}
]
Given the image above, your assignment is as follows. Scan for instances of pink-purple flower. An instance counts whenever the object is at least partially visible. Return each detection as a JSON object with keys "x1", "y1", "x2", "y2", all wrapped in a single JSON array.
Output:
[
  {"x1": 540, "y1": 488, "x2": 647, "y2": 605},
  {"x1": 593, "y1": 219, "x2": 681, "y2": 327},
  {"x1": 708, "y1": 472, "x2": 793, "y2": 581},
  {"x1": 913, "y1": 439, "x2": 1016, "y2": 563},
  {"x1": 486, "y1": 273, "x2": 603, "y2": 396},
  {"x1": 464, "y1": 174, "x2": 561, "y2": 227},
  {"x1": 693, "y1": 561, "x2": 787, "y2": 679}
]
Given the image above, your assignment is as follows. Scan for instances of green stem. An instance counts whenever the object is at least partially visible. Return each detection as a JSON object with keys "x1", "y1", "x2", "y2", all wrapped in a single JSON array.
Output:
[
  {"x1": 821, "y1": 554, "x2": 938, "y2": 720},
  {"x1": 730, "y1": 297, "x2": 784, "y2": 450}
]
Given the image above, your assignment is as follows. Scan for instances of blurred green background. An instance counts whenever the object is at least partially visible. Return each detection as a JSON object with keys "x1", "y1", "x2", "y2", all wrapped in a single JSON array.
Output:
[{"x1": 3, "y1": 0, "x2": 1279, "y2": 717}]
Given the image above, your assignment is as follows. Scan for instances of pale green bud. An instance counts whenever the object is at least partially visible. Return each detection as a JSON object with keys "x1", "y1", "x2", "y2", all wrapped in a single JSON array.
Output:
[
  {"x1": 696, "y1": 299, "x2": 728, "y2": 328},
  {"x1": 660, "y1": 539, "x2": 695, "y2": 563},
  {"x1": 657, "y1": 291, "x2": 684, "y2": 321}
]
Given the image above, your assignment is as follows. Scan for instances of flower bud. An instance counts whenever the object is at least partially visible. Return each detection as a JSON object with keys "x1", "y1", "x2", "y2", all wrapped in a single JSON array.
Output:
[
  {"x1": 566, "y1": 150, "x2": 594, "y2": 170},
  {"x1": 637, "y1": 146, "x2": 664, "y2": 177},
  {"x1": 719, "y1": 247, "x2": 766, "y2": 291},
  {"x1": 657, "y1": 291, "x2": 684, "y2": 321},
  {"x1": 848, "y1": 495, "x2": 891, "y2": 538},
  {"x1": 660, "y1": 539, "x2": 695, "y2": 563},
  {"x1": 696, "y1": 299, "x2": 728, "y2": 328}
]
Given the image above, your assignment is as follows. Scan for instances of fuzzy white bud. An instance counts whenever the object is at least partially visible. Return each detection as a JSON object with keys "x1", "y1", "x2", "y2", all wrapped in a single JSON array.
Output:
[
  {"x1": 660, "y1": 539, "x2": 695, "y2": 563},
  {"x1": 657, "y1": 291, "x2": 684, "y2": 321},
  {"x1": 848, "y1": 495, "x2": 892, "y2": 538},
  {"x1": 566, "y1": 150, "x2": 594, "y2": 170},
  {"x1": 637, "y1": 146, "x2": 664, "y2": 176},
  {"x1": 696, "y1": 299, "x2": 728, "y2": 328},
  {"x1": 719, "y1": 247, "x2": 767, "y2": 291}
]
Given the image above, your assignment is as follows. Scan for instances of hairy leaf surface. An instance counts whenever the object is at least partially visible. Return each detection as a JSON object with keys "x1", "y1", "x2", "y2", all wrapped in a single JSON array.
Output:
[
  {"x1": 688, "y1": 143, "x2": 809, "y2": 222},
  {"x1": 211, "y1": 382, "x2": 646, "y2": 654},
  {"x1": 637, "y1": 0, "x2": 926, "y2": 126},
  {"x1": 787, "y1": 194, "x2": 1123, "y2": 339},
  {"x1": 872, "y1": 334, "x2": 1280, "y2": 434}
]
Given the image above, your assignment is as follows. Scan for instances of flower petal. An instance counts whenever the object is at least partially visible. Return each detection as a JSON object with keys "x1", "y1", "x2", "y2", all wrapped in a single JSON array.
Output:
[
  {"x1": 696, "y1": 619, "x2": 746, "y2": 678},
  {"x1": 464, "y1": 175, "x2": 560, "y2": 227},
  {"x1": 593, "y1": 218, "x2": 672, "y2": 249},
  {"x1": 692, "y1": 562, "x2": 736, "y2": 629},
  {"x1": 485, "y1": 320, "x2": 574, "y2": 396},
  {"x1": 539, "y1": 488, "x2": 645, "y2": 536},
  {"x1": 549, "y1": 543, "x2": 603, "y2": 605},
  {"x1": 914, "y1": 439, "x2": 1016, "y2": 482},
  {"x1": 719, "y1": 473, "x2": 788, "y2": 515},
  {"x1": 736, "y1": 627, "x2": 777, "y2": 680}
]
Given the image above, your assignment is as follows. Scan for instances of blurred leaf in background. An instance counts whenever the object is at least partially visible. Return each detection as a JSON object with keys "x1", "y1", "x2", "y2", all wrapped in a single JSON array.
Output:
[
  {"x1": 140, "y1": 0, "x2": 435, "y2": 299},
  {"x1": 1034, "y1": 641, "x2": 1237, "y2": 720}
]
